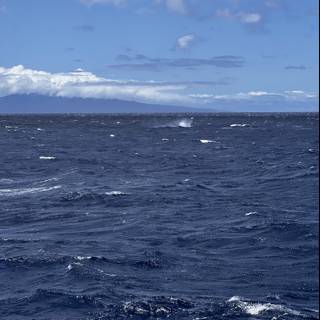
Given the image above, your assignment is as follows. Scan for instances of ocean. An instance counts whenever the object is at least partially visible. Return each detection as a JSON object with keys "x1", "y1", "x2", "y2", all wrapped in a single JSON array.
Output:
[{"x1": 0, "y1": 113, "x2": 318, "y2": 320}]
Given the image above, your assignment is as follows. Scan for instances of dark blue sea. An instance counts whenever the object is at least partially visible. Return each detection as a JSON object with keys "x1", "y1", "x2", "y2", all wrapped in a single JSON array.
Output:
[{"x1": 0, "y1": 113, "x2": 318, "y2": 320}]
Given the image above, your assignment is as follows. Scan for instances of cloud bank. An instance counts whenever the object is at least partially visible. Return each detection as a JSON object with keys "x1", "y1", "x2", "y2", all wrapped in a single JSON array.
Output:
[
  {"x1": 80, "y1": 0, "x2": 127, "y2": 7},
  {"x1": 111, "y1": 55, "x2": 245, "y2": 71},
  {"x1": 0, "y1": 65, "x2": 317, "y2": 111}
]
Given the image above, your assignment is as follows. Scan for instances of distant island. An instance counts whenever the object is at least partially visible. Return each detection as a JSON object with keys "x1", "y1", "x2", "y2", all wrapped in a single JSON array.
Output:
[
  {"x1": 0, "y1": 94, "x2": 317, "y2": 114},
  {"x1": 0, "y1": 94, "x2": 212, "y2": 114}
]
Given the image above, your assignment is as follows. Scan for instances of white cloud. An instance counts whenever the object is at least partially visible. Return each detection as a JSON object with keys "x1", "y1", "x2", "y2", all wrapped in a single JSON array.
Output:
[
  {"x1": 176, "y1": 34, "x2": 196, "y2": 49},
  {"x1": 0, "y1": 65, "x2": 190, "y2": 105},
  {"x1": 189, "y1": 90, "x2": 317, "y2": 102},
  {"x1": 238, "y1": 12, "x2": 261, "y2": 24},
  {"x1": 165, "y1": 0, "x2": 187, "y2": 14},
  {"x1": 153, "y1": 0, "x2": 187, "y2": 14},
  {"x1": 79, "y1": 0, "x2": 127, "y2": 7},
  {"x1": 216, "y1": 9, "x2": 232, "y2": 19},
  {"x1": 80, "y1": 0, "x2": 188, "y2": 13},
  {"x1": 216, "y1": 9, "x2": 262, "y2": 24},
  {"x1": 0, "y1": 65, "x2": 317, "y2": 110}
]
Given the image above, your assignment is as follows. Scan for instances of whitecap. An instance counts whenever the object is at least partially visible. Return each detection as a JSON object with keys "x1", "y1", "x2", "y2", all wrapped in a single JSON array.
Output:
[
  {"x1": 105, "y1": 191, "x2": 127, "y2": 196},
  {"x1": 40, "y1": 177, "x2": 59, "y2": 183},
  {"x1": 110, "y1": 134, "x2": 115, "y2": 138},
  {"x1": 67, "y1": 262, "x2": 82, "y2": 271},
  {"x1": 200, "y1": 139, "x2": 214, "y2": 144},
  {"x1": 75, "y1": 256, "x2": 92, "y2": 261},
  {"x1": 245, "y1": 211, "x2": 257, "y2": 216},
  {"x1": 227, "y1": 296, "x2": 302, "y2": 317},
  {"x1": 162, "y1": 138, "x2": 169, "y2": 141},
  {"x1": 155, "y1": 118, "x2": 193, "y2": 128},
  {"x1": 0, "y1": 185, "x2": 61, "y2": 197},
  {"x1": 177, "y1": 119, "x2": 193, "y2": 128},
  {"x1": 230, "y1": 123, "x2": 250, "y2": 127},
  {"x1": 39, "y1": 156, "x2": 56, "y2": 160}
]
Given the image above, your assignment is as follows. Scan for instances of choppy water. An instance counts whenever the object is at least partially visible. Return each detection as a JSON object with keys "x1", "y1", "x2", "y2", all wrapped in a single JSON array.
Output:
[{"x1": 0, "y1": 113, "x2": 318, "y2": 320}]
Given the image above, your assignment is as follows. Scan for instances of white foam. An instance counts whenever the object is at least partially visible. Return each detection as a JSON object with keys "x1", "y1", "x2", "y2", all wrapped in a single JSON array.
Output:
[
  {"x1": 228, "y1": 296, "x2": 302, "y2": 316},
  {"x1": 39, "y1": 156, "x2": 56, "y2": 160},
  {"x1": 245, "y1": 211, "x2": 257, "y2": 216},
  {"x1": 36, "y1": 128, "x2": 44, "y2": 131},
  {"x1": 177, "y1": 119, "x2": 193, "y2": 128},
  {"x1": 154, "y1": 118, "x2": 193, "y2": 128},
  {"x1": 200, "y1": 139, "x2": 214, "y2": 144},
  {"x1": 110, "y1": 134, "x2": 115, "y2": 138},
  {"x1": 230, "y1": 123, "x2": 250, "y2": 127},
  {"x1": 228, "y1": 296, "x2": 242, "y2": 302},
  {"x1": 76, "y1": 256, "x2": 92, "y2": 261},
  {"x1": 105, "y1": 191, "x2": 127, "y2": 196},
  {"x1": 40, "y1": 177, "x2": 59, "y2": 183},
  {"x1": 0, "y1": 185, "x2": 61, "y2": 197},
  {"x1": 162, "y1": 138, "x2": 169, "y2": 141},
  {"x1": 67, "y1": 262, "x2": 82, "y2": 271}
]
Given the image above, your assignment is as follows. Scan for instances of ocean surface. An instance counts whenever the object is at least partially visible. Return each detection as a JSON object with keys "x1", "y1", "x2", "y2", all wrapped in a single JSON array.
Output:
[{"x1": 0, "y1": 113, "x2": 318, "y2": 320}]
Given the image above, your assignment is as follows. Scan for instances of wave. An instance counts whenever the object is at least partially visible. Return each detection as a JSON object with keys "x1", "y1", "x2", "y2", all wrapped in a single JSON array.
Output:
[
  {"x1": 176, "y1": 119, "x2": 193, "y2": 128},
  {"x1": 61, "y1": 190, "x2": 130, "y2": 204},
  {"x1": 80, "y1": 295, "x2": 316, "y2": 319},
  {"x1": 0, "y1": 185, "x2": 61, "y2": 197},
  {"x1": 0, "y1": 283, "x2": 316, "y2": 319},
  {"x1": 0, "y1": 254, "x2": 110, "y2": 269},
  {"x1": 230, "y1": 123, "x2": 250, "y2": 127},
  {"x1": 200, "y1": 139, "x2": 215, "y2": 144},
  {"x1": 39, "y1": 156, "x2": 56, "y2": 160},
  {"x1": 104, "y1": 191, "x2": 128, "y2": 196},
  {"x1": 245, "y1": 211, "x2": 258, "y2": 216},
  {"x1": 227, "y1": 296, "x2": 303, "y2": 317},
  {"x1": 0, "y1": 178, "x2": 15, "y2": 184},
  {"x1": 0, "y1": 289, "x2": 105, "y2": 315},
  {"x1": 154, "y1": 118, "x2": 193, "y2": 128}
]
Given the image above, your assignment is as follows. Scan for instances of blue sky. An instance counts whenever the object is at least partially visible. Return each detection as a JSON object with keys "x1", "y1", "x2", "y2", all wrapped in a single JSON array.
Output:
[{"x1": 0, "y1": 0, "x2": 318, "y2": 111}]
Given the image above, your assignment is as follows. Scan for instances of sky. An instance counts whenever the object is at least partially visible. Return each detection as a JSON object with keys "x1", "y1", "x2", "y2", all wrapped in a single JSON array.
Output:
[{"x1": 0, "y1": 0, "x2": 319, "y2": 111}]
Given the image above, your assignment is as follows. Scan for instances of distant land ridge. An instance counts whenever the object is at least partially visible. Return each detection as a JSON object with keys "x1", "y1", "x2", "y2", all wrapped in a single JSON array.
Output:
[{"x1": 0, "y1": 94, "x2": 213, "y2": 113}]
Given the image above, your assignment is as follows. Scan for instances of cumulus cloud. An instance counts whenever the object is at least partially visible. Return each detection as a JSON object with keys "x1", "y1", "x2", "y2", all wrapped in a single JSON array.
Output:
[
  {"x1": 216, "y1": 9, "x2": 262, "y2": 25},
  {"x1": 0, "y1": 65, "x2": 192, "y2": 105},
  {"x1": 0, "y1": 65, "x2": 317, "y2": 111},
  {"x1": 176, "y1": 34, "x2": 197, "y2": 50}
]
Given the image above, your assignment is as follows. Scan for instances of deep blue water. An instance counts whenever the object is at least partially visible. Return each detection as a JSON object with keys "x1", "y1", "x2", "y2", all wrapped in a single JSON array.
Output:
[{"x1": 0, "y1": 113, "x2": 318, "y2": 320}]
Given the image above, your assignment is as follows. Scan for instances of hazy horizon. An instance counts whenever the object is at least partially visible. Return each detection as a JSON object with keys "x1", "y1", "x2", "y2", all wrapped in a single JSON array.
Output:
[{"x1": 0, "y1": 0, "x2": 318, "y2": 112}]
